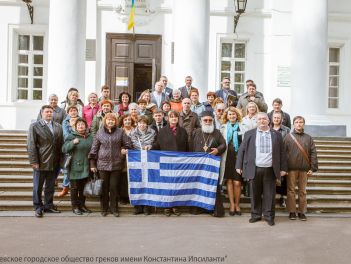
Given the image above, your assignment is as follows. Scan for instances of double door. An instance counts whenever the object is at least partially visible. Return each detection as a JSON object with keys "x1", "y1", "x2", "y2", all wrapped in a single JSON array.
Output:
[{"x1": 106, "y1": 34, "x2": 162, "y2": 102}]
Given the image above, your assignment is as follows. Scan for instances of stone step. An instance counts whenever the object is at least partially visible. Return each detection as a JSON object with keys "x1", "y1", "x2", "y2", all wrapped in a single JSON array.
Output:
[
  {"x1": 0, "y1": 161, "x2": 31, "y2": 168},
  {"x1": 0, "y1": 143, "x2": 27, "y2": 149},
  {"x1": 317, "y1": 160, "x2": 351, "y2": 167},
  {"x1": 309, "y1": 172, "x2": 351, "y2": 180},
  {"x1": 0, "y1": 149, "x2": 27, "y2": 155},
  {"x1": 306, "y1": 186, "x2": 351, "y2": 195},
  {"x1": 0, "y1": 168, "x2": 32, "y2": 175},
  {"x1": 317, "y1": 166, "x2": 351, "y2": 173},
  {"x1": 307, "y1": 179, "x2": 351, "y2": 187},
  {"x1": 317, "y1": 149, "x2": 351, "y2": 155},
  {"x1": 0, "y1": 155, "x2": 29, "y2": 162},
  {"x1": 314, "y1": 140, "x2": 351, "y2": 145},
  {"x1": 316, "y1": 145, "x2": 351, "y2": 150},
  {"x1": 317, "y1": 154, "x2": 351, "y2": 161},
  {"x1": 1, "y1": 200, "x2": 350, "y2": 213},
  {"x1": 0, "y1": 139, "x2": 27, "y2": 144}
]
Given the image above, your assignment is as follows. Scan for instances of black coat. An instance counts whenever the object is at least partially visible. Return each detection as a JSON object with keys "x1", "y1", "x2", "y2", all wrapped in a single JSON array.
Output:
[
  {"x1": 27, "y1": 120, "x2": 63, "y2": 171},
  {"x1": 152, "y1": 124, "x2": 188, "y2": 152},
  {"x1": 191, "y1": 128, "x2": 227, "y2": 155},
  {"x1": 235, "y1": 128, "x2": 287, "y2": 180},
  {"x1": 150, "y1": 119, "x2": 168, "y2": 135}
]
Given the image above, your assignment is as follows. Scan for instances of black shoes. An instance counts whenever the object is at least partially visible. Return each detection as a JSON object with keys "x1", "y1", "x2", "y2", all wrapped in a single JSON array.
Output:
[
  {"x1": 172, "y1": 208, "x2": 181, "y2": 216},
  {"x1": 134, "y1": 206, "x2": 144, "y2": 215},
  {"x1": 289, "y1": 212, "x2": 297, "y2": 220},
  {"x1": 44, "y1": 207, "x2": 61, "y2": 213},
  {"x1": 80, "y1": 206, "x2": 92, "y2": 214},
  {"x1": 164, "y1": 208, "x2": 171, "y2": 217},
  {"x1": 229, "y1": 211, "x2": 235, "y2": 216},
  {"x1": 143, "y1": 206, "x2": 151, "y2": 216},
  {"x1": 249, "y1": 217, "x2": 261, "y2": 223},
  {"x1": 265, "y1": 218, "x2": 275, "y2": 226},
  {"x1": 298, "y1": 213, "x2": 307, "y2": 221},
  {"x1": 112, "y1": 211, "x2": 120, "y2": 217},
  {"x1": 35, "y1": 209, "x2": 43, "y2": 218},
  {"x1": 73, "y1": 208, "x2": 83, "y2": 215},
  {"x1": 101, "y1": 211, "x2": 108, "y2": 217}
]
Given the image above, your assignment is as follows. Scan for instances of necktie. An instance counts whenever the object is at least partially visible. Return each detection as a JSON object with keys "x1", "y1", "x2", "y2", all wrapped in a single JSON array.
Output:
[
  {"x1": 158, "y1": 124, "x2": 162, "y2": 131},
  {"x1": 47, "y1": 122, "x2": 54, "y2": 134}
]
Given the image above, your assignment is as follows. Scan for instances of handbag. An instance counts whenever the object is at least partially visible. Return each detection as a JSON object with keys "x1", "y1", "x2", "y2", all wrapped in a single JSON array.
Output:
[
  {"x1": 83, "y1": 172, "x2": 103, "y2": 197},
  {"x1": 62, "y1": 153, "x2": 72, "y2": 170}
]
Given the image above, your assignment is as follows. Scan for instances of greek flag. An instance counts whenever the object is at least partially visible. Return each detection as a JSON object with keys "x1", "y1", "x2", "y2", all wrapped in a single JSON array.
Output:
[{"x1": 127, "y1": 150, "x2": 221, "y2": 211}]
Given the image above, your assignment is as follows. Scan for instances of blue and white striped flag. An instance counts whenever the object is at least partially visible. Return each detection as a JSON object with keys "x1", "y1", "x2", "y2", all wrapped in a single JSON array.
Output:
[{"x1": 127, "y1": 150, "x2": 221, "y2": 211}]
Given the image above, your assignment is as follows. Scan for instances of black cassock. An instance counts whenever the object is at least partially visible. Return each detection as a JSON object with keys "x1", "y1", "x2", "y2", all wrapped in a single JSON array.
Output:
[{"x1": 191, "y1": 128, "x2": 227, "y2": 217}]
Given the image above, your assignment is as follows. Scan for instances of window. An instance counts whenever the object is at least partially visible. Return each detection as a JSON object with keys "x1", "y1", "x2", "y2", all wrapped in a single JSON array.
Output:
[
  {"x1": 328, "y1": 47, "x2": 340, "y2": 109},
  {"x1": 16, "y1": 34, "x2": 44, "y2": 100},
  {"x1": 220, "y1": 41, "x2": 246, "y2": 94}
]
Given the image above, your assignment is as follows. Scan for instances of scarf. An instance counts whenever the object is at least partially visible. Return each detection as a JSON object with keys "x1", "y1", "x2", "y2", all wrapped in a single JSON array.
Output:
[{"x1": 226, "y1": 121, "x2": 239, "y2": 153}]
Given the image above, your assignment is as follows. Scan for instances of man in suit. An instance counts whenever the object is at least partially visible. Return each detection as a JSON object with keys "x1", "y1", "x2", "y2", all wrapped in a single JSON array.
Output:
[
  {"x1": 160, "y1": 75, "x2": 173, "y2": 99},
  {"x1": 179, "y1": 76, "x2": 196, "y2": 99},
  {"x1": 215, "y1": 77, "x2": 238, "y2": 107},
  {"x1": 236, "y1": 112, "x2": 287, "y2": 226},
  {"x1": 151, "y1": 81, "x2": 169, "y2": 108},
  {"x1": 27, "y1": 105, "x2": 64, "y2": 217},
  {"x1": 150, "y1": 109, "x2": 167, "y2": 134}
]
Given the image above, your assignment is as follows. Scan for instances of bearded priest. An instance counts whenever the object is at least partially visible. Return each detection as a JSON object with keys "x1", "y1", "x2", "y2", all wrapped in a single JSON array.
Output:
[{"x1": 191, "y1": 111, "x2": 227, "y2": 217}]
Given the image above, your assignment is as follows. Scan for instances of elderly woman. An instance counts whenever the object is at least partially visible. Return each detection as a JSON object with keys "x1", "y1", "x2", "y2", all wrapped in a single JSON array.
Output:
[
  {"x1": 38, "y1": 94, "x2": 67, "y2": 124},
  {"x1": 152, "y1": 110, "x2": 189, "y2": 216},
  {"x1": 89, "y1": 113, "x2": 132, "y2": 217},
  {"x1": 271, "y1": 111, "x2": 291, "y2": 208},
  {"x1": 115, "y1": 92, "x2": 131, "y2": 117},
  {"x1": 130, "y1": 115, "x2": 156, "y2": 215},
  {"x1": 190, "y1": 88, "x2": 205, "y2": 117},
  {"x1": 241, "y1": 101, "x2": 259, "y2": 137},
  {"x1": 170, "y1": 89, "x2": 183, "y2": 113},
  {"x1": 62, "y1": 118, "x2": 93, "y2": 215},
  {"x1": 220, "y1": 107, "x2": 244, "y2": 216},
  {"x1": 82, "y1": 92, "x2": 100, "y2": 128},
  {"x1": 128, "y1": 102, "x2": 139, "y2": 123}
]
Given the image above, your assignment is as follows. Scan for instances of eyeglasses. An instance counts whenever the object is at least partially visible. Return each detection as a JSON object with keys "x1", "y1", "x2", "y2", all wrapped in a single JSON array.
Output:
[
  {"x1": 223, "y1": 82, "x2": 230, "y2": 84},
  {"x1": 203, "y1": 119, "x2": 213, "y2": 122},
  {"x1": 216, "y1": 109, "x2": 224, "y2": 112}
]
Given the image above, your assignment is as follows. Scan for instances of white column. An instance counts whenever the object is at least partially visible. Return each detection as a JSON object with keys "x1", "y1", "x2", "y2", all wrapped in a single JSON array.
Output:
[
  {"x1": 291, "y1": 0, "x2": 328, "y2": 123},
  {"x1": 172, "y1": 0, "x2": 209, "y2": 99},
  {"x1": 47, "y1": 0, "x2": 87, "y2": 103}
]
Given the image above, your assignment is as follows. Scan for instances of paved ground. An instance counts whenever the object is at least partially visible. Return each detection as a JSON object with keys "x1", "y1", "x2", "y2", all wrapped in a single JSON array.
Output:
[{"x1": 0, "y1": 213, "x2": 351, "y2": 264}]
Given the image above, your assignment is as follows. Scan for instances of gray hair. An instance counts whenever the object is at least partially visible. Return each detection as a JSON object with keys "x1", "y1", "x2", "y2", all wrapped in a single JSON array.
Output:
[
  {"x1": 128, "y1": 102, "x2": 138, "y2": 110},
  {"x1": 48, "y1": 94, "x2": 58, "y2": 100}
]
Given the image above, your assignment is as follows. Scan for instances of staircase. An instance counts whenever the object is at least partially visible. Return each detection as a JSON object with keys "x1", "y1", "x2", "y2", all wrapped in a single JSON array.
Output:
[{"x1": 0, "y1": 131, "x2": 350, "y2": 214}]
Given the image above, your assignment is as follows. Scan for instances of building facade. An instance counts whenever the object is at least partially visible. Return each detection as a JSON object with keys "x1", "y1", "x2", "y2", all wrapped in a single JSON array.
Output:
[{"x1": 0, "y1": 0, "x2": 350, "y2": 135}]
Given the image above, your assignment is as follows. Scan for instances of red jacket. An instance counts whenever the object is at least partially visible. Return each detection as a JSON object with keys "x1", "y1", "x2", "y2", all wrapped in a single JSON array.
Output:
[{"x1": 82, "y1": 104, "x2": 100, "y2": 128}]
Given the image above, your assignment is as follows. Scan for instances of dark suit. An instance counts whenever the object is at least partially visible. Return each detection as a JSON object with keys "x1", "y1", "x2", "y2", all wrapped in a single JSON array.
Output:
[
  {"x1": 150, "y1": 92, "x2": 169, "y2": 108},
  {"x1": 236, "y1": 128, "x2": 287, "y2": 220},
  {"x1": 179, "y1": 86, "x2": 196, "y2": 99},
  {"x1": 164, "y1": 87, "x2": 173, "y2": 98},
  {"x1": 215, "y1": 88, "x2": 238, "y2": 106},
  {"x1": 150, "y1": 119, "x2": 168, "y2": 135},
  {"x1": 27, "y1": 120, "x2": 63, "y2": 211},
  {"x1": 152, "y1": 124, "x2": 188, "y2": 152}
]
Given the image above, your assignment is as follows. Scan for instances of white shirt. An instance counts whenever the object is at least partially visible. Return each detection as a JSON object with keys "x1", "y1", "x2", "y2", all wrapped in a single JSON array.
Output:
[{"x1": 255, "y1": 128, "x2": 272, "y2": 167}]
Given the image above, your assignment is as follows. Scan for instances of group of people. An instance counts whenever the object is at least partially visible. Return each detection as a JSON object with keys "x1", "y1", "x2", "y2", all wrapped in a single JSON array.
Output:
[{"x1": 27, "y1": 75, "x2": 318, "y2": 226}]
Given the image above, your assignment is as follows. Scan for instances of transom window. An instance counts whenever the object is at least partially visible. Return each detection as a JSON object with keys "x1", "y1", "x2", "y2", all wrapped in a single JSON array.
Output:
[
  {"x1": 220, "y1": 41, "x2": 246, "y2": 94},
  {"x1": 16, "y1": 34, "x2": 44, "y2": 100}
]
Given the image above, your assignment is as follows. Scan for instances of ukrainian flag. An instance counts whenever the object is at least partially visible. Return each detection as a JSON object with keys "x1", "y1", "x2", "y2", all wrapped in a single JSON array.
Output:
[{"x1": 127, "y1": 0, "x2": 135, "y2": 30}]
